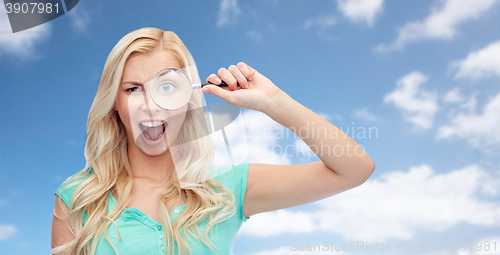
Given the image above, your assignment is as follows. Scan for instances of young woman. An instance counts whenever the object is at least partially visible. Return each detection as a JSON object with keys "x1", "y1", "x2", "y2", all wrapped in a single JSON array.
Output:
[{"x1": 51, "y1": 27, "x2": 375, "y2": 255}]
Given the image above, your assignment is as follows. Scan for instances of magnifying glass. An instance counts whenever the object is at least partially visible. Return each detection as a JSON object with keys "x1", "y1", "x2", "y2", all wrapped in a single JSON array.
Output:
[{"x1": 147, "y1": 67, "x2": 234, "y2": 110}]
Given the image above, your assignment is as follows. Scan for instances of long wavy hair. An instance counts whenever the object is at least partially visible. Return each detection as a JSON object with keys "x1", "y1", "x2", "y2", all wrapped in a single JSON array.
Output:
[{"x1": 51, "y1": 27, "x2": 236, "y2": 255}]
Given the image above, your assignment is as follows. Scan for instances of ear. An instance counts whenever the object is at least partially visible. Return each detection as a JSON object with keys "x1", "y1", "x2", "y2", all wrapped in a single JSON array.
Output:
[{"x1": 113, "y1": 104, "x2": 117, "y2": 111}]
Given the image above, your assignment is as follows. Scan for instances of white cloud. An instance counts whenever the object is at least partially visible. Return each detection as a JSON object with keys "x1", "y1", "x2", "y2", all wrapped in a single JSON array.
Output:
[
  {"x1": 443, "y1": 87, "x2": 465, "y2": 103},
  {"x1": 0, "y1": 6, "x2": 51, "y2": 59},
  {"x1": 248, "y1": 246, "x2": 347, "y2": 255},
  {"x1": 315, "y1": 164, "x2": 500, "y2": 241},
  {"x1": 453, "y1": 40, "x2": 500, "y2": 80},
  {"x1": 459, "y1": 91, "x2": 479, "y2": 113},
  {"x1": 437, "y1": 91, "x2": 500, "y2": 148},
  {"x1": 294, "y1": 139, "x2": 313, "y2": 160},
  {"x1": 303, "y1": 14, "x2": 336, "y2": 30},
  {"x1": 210, "y1": 108, "x2": 341, "y2": 170},
  {"x1": 211, "y1": 109, "x2": 292, "y2": 169},
  {"x1": 239, "y1": 210, "x2": 316, "y2": 237},
  {"x1": 67, "y1": 4, "x2": 91, "y2": 31},
  {"x1": 241, "y1": 110, "x2": 294, "y2": 164},
  {"x1": 303, "y1": 14, "x2": 337, "y2": 40},
  {"x1": 217, "y1": 0, "x2": 241, "y2": 27},
  {"x1": 247, "y1": 30, "x2": 262, "y2": 43},
  {"x1": 384, "y1": 72, "x2": 438, "y2": 129},
  {"x1": 337, "y1": 0, "x2": 384, "y2": 26},
  {"x1": 248, "y1": 247, "x2": 296, "y2": 255},
  {"x1": 239, "y1": 164, "x2": 500, "y2": 242},
  {"x1": 377, "y1": 0, "x2": 498, "y2": 52},
  {"x1": 0, "y1": 225, "x2": 17, "y2": 240},
  {"x1": 352, "y1": 107, "x2": 377, "y2": 121}
]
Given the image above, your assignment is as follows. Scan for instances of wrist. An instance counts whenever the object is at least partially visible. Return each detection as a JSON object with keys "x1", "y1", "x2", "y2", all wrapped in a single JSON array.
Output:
[{"x1": 262, "y1": 89, "x2": 292, "y2": 116}]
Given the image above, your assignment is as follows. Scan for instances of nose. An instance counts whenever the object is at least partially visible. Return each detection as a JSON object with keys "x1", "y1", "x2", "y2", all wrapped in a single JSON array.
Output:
[{"x1": 141, "y1": 88, "x2": 162, "y2": 114}]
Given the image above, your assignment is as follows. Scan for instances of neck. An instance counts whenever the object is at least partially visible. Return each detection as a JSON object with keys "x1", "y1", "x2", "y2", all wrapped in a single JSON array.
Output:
[{"x1": 127, "y1": 143, "x2": 175, "y2": 185}]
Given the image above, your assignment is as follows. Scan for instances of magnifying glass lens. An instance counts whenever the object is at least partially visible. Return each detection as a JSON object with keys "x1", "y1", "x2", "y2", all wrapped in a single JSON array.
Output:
[{"x1": 150, "y1": 68, "x2": 192, "y2": 110}]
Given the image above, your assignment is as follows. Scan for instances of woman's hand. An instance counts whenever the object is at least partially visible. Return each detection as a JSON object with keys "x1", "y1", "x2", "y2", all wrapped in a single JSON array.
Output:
[{"x1": 203, "y1": 62, "x2": 284, "y2": 113}]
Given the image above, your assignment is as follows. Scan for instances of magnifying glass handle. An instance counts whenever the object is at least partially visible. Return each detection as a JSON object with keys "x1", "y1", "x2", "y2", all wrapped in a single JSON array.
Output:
[
  {"x1": 195, "y1": 81, "x2": 241, "y2": 90},
  {"x1": 201, "y1": 81, "x2": 230, "y2": 87}
]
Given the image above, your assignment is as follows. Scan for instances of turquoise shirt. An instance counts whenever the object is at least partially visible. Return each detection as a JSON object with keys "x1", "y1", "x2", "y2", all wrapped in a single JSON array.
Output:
[{"x1": 54, "y1": 163, "x2": 251, "y2": 255}]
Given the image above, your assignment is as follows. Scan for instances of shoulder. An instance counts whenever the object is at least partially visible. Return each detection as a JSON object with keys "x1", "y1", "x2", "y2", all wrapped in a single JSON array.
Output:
[
  {"x1": 210, "y1": 162, "x2": 250, "y2": 190},
  {"x1": 210, "y1": 162, "x2": 251, "y2": 222},
  {"x1": 54, "y1": 169, "x2": 93, "y2": 209}
]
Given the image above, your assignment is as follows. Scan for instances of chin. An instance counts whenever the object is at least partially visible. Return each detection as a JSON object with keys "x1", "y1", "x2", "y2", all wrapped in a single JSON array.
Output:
[{"x1": 140, "y1": 147, "x2": 170, "y2": 157}]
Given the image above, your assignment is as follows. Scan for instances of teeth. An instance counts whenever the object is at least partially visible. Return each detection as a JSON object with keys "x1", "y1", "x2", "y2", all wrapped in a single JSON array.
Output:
[{"x1": 141, "y1": 121, "x2": 164, "y2": 127}]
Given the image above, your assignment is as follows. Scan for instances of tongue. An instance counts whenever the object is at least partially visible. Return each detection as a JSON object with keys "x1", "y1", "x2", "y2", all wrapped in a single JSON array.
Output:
[{"x1": 143, "y1": 125, "x2": 163, "y2": 140}]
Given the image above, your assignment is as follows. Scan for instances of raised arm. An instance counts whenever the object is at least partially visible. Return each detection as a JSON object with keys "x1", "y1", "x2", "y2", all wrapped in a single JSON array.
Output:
[
  {"x1": 244, "y1": 91, "x2": 375, "y2": 217},
  {"x1": 204, "y1": 62, "x2": 375, "y2": 217}
]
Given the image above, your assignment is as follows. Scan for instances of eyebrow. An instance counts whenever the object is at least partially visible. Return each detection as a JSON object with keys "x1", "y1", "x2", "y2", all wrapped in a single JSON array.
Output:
[{"x1": 122, "y1": 81, "x2": 144, "y2": 86}]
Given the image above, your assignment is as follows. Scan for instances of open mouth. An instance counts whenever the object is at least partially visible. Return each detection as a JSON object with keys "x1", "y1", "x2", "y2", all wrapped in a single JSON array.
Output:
[{"x1": 139, "y1": 120, "x2": 167, "y2": 142}]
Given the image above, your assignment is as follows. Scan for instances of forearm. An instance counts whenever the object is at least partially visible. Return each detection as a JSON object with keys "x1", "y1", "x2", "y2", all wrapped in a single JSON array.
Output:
[{"x1": 263, "y1": 90, "x2": 375, "y2": 181}]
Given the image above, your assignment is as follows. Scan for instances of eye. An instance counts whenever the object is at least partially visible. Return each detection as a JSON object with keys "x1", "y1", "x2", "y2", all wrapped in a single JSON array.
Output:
[
  {"x1": 158, "y1": 82, "x2": 176, "y2": 93},
  {"x1": 126, "y1": 87, "x2": 142, "y2": 93}
]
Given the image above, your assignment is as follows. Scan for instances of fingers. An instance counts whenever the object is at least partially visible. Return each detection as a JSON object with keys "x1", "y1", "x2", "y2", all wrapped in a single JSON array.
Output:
[
  {"x1": 237, "y1": 62, "x2": 255, "y2": 81},
  {"x1": 206, "y1": 62, "x2": 255, "y2": 90},
  {"x1": 206, "y1": 73, "x2": 222, "y2": 85},
  {"x1": 229, "y1": 65, "x2": 249, "y2": 89},
  {"x1": 218, "y1": 67, "x2": 239, "y2": 90},
  {"x1": 201, "y1": 85, "x2": 235, "y2": 104}
]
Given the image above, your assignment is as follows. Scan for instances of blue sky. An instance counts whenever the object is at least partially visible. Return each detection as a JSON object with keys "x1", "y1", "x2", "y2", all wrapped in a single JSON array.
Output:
[{"x1": 1, "y1": 0, "x2": 500, "y2": 254}]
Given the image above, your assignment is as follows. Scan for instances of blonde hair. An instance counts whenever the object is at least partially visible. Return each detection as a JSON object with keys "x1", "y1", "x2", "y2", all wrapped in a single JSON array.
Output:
[{"x1": 52, "y1": 27, "x2": 236, "y2": 255}]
